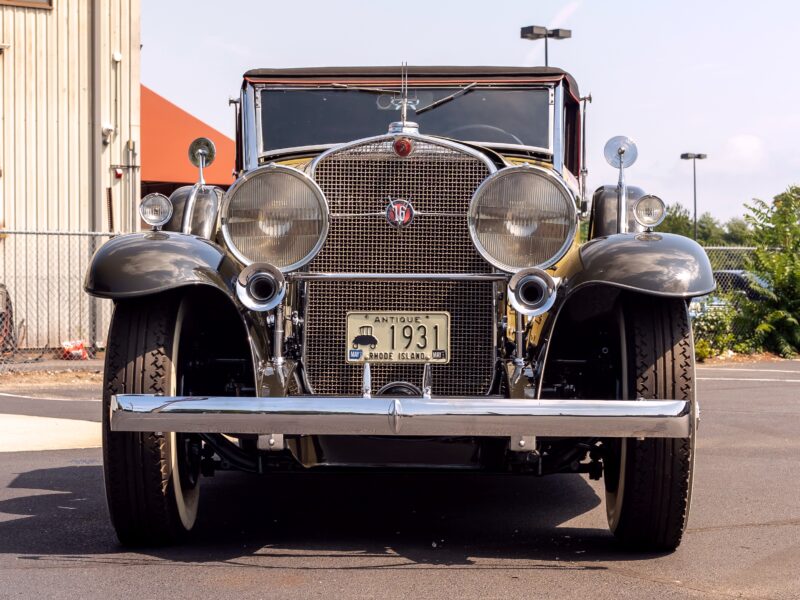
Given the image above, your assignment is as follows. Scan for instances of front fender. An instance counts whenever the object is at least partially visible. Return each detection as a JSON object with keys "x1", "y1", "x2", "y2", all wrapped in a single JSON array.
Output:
[
  {"x1": 84, "y1": 231, "x2": 239, "y2": 299},
  {"x1": 565, "y1": 232, "x2": 715, "y2": 298}
]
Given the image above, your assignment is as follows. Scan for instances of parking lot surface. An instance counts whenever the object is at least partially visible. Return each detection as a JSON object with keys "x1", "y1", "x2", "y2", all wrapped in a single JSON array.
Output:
[{"x1": 0, "y1": 360, "x2": 798, "y2": 599}]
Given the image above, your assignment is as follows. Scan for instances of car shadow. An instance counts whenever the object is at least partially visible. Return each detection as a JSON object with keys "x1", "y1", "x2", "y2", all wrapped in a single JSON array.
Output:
[{"x1": 0, "y1": 465, "x2": 665, "y2": 569}]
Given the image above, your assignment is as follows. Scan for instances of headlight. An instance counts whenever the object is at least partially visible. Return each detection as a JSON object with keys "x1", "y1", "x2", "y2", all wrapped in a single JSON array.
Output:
[
  {"x1": 468, "y1": 165, "x2": 577, "y2": 272},
  {"x1": 139, "y1": 193, "x2": 173, "y2": 228},
  {"x1": 221, "y1": 165, "x2": 329, "y2": 271},
  {"x1": 632, "y1": 194, "x2": 666, "y2": 229}
]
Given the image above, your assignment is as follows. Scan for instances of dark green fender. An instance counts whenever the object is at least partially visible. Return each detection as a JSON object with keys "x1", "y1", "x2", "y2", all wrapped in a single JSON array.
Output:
[
  {"x1": 563, "y1": 232, "x2": 716, "y2": 298},
  {"x1": 84, "y1": 231, "x2": 239, "y2": 299}
]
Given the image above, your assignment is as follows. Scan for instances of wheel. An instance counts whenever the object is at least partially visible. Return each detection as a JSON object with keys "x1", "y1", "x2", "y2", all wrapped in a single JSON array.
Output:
[
  {"x1": 604, "y1": 297, "x2": 696, "y2": 551},
  {"x1": 102, "y1": 292, "x2": 200, "y2": 546}
]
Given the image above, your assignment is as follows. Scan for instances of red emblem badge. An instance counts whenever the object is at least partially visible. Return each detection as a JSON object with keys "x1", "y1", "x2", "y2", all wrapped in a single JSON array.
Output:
[{"x1": 385, "y1": 199, "x2": 415, "y2": 229}]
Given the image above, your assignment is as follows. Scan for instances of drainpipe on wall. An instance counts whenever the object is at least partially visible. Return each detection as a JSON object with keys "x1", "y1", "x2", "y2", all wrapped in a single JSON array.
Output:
[{"x1": 88, "y1": 0, "x2": 102, "y2": 350}]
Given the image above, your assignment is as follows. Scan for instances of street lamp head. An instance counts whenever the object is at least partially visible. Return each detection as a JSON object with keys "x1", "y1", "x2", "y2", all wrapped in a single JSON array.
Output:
[
  {"x1": 521, "y1": 26, "x2": 573, "y2": 40},
  {"x1": 521, "y1": 25, "x2": 548, "y2": 40},
  {"x1": 681, "y1": 152, "x2": 708, "y2": 160}
]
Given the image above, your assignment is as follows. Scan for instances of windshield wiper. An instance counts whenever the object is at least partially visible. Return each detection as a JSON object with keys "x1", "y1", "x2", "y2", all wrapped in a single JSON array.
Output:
[
  {"x1": 414, "y1": 82, "x2": 478, "y2": 115},
  {"x1": 330, "y1": 83, "x2": 399, "y2": 94}
]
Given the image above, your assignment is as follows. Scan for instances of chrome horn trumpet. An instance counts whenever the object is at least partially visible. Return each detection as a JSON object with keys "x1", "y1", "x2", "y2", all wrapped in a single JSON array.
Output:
[
  {"x1": 508, "y1": 268, "x2": 560, "y2": 317},
  {"x1": 235, "y1": 263, "x2": 286, "y2": 312}
]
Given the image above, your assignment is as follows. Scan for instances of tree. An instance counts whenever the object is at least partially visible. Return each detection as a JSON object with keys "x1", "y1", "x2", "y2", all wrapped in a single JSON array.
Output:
[
  {"x1": 722, "y1": 217, "x2": 751, "y2": 246},
  {"x1": 659, "y1": 203, "x2": 693, "y2": 237},
  {"x1": 696, "y1": 212, "x2": 725, "y2": 245}
]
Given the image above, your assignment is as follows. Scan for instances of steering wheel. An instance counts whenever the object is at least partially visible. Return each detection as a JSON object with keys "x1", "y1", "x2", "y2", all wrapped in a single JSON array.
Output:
[{"x1": 443, "y1": 124, "x2": 524, "y2": 145}]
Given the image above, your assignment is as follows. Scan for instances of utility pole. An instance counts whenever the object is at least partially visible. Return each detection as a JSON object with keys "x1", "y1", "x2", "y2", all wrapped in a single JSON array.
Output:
[{"x1": 680, "y1": 153, "x2": 708, "y2": 240}]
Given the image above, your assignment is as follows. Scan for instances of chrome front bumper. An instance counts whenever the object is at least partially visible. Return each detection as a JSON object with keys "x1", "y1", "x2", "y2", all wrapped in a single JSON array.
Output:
[{"x1": 110, "y1": 395, "x2": 691, "y2": 438}]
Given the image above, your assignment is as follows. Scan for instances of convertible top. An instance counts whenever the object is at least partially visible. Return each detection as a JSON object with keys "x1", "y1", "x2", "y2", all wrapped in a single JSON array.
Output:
[{"x1": 243, "y1": 66, "x2": 580, "y2": 101}]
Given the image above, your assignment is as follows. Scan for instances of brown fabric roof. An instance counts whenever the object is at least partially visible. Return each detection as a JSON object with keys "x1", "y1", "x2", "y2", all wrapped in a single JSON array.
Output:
[{"x1": 243, "y1": 66, "x2": 579, "y2": 100}]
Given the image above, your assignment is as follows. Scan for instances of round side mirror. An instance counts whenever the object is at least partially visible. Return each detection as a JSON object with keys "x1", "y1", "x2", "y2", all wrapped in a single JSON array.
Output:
[
  {"x1": 604, "y1": 136, "x2": 638, "y2": 169},
  {"x1": 188, "y1": 137, "x2": 217, "y2": 168}
]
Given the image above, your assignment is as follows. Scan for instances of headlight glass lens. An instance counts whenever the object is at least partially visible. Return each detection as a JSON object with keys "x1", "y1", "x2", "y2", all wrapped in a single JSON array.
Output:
[
  {"x1": 468, "y1": 166, "x2": 576, "y2": 272},
  {"x1": 221, "y1": 166, "x2": 328, "y2": 271},
  {"x1": 139, "y1": 193, "x2": 173, "y2": 228},
  {"x1": 633, "y1": 194, "x2": 666, "y2": 228}
]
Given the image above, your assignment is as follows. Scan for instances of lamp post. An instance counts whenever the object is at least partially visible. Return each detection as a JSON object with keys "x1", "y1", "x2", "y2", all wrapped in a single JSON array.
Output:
[
  {"x1": 680, "y1": 153, "x2": 707, "y2": 240},
  {"x1": 520, "y1": 26, "x2": 572, "y2": 67}
]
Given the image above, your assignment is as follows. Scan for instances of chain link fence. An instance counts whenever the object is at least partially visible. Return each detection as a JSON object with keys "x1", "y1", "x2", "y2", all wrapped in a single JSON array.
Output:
[
  {"x1": 692, "y1": 246, "x2": 758, "y2": 342},
  {"x1": 0, "y1": 235, "x2": 764, "y2": 374},
  {"x1": 0, "y1": 231, "x2": 113, "y2": 374}
]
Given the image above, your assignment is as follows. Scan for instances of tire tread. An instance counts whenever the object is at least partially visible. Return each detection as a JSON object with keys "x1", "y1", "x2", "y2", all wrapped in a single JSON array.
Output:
[
  {"x1": 612, "y1": 297, "x2": 693, "y2": 551},
  {"x1": 102, "y1": 294, "x2": 187, "y2": 546}
]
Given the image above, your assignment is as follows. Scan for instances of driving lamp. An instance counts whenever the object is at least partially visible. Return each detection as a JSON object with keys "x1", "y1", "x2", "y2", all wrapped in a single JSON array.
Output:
[
  {"x1": 632, "y1": 195, "x2": 666, "y2": 229},
  {"x1": 139, "y1": 193, "x2": 173, "y2": 229}
]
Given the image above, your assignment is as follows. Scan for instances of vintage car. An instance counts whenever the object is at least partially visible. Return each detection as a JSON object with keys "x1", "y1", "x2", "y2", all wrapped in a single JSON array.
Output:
[{"x1": 85, "y1": 66, "x2": 714, "y2": 550}]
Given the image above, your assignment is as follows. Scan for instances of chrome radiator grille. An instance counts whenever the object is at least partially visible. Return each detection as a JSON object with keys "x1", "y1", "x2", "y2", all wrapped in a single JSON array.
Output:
[
  {"x1": 309, "y1": 138, "x2": 493, "y2": 274},
  {"x1": 303, "y1": 137, "x2": 496, "y2": 397},
  {"x1": 304, "y1": 281, "x2": 496, "y2": 396}
]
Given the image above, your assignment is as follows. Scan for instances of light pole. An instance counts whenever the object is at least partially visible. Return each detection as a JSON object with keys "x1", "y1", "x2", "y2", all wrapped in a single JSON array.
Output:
[
  {"x1": 680, "y1": 153, "x2": 707, "y2": 240},
  {"x1": 520, "y1": 26, "x2": 572, "y2": 67}
]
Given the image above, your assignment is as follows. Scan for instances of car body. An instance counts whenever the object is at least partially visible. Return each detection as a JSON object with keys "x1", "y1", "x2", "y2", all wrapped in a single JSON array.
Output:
[{"x1": 85, "y1": 66, "x2": 714, "y2": 549}]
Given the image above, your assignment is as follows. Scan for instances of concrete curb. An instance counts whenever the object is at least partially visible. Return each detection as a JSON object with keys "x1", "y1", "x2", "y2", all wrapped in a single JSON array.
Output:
[{"x1": 0, "y1": 358, "x2": 104, "y2": 375}]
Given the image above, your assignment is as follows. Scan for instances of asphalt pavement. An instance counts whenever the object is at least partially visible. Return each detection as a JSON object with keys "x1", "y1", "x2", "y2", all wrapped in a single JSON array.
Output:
[{"x1": 0, "y1": 360, "x2": 798, "y2": 599}]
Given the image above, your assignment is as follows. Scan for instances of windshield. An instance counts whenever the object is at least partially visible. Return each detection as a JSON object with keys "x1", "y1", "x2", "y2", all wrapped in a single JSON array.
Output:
[{"x1": 258, "y1": 86, "x2": 551, "y2": 153}]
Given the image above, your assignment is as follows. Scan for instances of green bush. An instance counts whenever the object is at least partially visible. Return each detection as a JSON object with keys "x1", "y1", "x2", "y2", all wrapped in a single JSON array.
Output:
[
  {"x1": 692, "y1": 303, "x2": 736, "y2": 361},
  {"x1": 737, "y1": 187, "x2": 800, "y2": 357}
]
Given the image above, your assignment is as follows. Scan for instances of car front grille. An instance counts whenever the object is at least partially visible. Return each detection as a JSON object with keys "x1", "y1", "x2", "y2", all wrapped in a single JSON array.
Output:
[
  {"x1": 309, "y1": 137, "x2": 493, "y2": 274},
  {"x1": 303, "y1": 136, "x2": 496, "y2": 397},
  {"x1": 304, "y1": 280, "x2": 496, "y2": 396}
]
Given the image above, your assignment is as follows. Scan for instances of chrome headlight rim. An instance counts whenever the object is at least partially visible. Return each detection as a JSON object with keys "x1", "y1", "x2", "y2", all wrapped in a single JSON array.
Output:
[
  {"x1": 632, "y1": 194, "x2": 666, "y2": 229},
  {"x1": 220, "y1": 163, "x2": 330, "y2": 272},
  {"x1": 467, "y1": 164, "x2": 578, "y2": 273},
  {"x1": 139, "y1": 192, "x2": 173, "y2": 229}
]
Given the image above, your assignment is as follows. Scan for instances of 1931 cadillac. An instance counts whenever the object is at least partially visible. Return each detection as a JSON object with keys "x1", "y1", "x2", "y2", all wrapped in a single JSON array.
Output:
[{"x1": 85, "y1": 66, "x2": 714, "y2": 550}]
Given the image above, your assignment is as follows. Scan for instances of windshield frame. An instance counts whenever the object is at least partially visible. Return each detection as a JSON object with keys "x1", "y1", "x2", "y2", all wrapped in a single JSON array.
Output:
[{"x1": 251, "y1": 83, "x2": 556, "y2": 162}]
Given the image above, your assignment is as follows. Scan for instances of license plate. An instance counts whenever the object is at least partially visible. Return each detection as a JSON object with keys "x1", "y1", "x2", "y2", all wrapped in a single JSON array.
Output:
[{"x1": 346, "y1": 311, "x2": 451, "y2": 364}]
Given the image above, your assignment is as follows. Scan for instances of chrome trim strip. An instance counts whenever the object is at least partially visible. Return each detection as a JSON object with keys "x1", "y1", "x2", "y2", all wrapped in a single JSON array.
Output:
[
  {"x1": 308, "y1": 132, "x2": 498, "y2": 178},
  {"x1": 219, "y1": 164, "x2": 330, "y2": 272},
  {"x1": 331, "y1": 212, "x2": 466, "y2": 218},
  {"x1": 111, "y1": 394, "x2": 690, "y2": 438},
  {"x1": 288, "y1": 272, "x2": 509, "y2": 282},
  {"x1": 243, "y1": 84, "x2": 259, "y2": 172},
  {"x1": 261, "y1": 142, "x2": 552, "y2": 163},
  {"x1": 552, "y1": 83, "x2": 565, "y2": 174}
]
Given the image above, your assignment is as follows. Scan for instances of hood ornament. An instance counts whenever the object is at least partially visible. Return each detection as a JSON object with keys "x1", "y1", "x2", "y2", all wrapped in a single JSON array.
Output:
[{"x1": 388, "y1": 62, "x2": 419, "y2": 135}]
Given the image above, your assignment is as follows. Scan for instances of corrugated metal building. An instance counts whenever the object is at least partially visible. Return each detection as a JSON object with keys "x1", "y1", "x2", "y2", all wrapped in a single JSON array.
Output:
[
  {"x1": 0, "y1": 0, "x2": 140, "y2": 232},
  {"x1": 0, "y1": 0, "x2": 139, "y2": 357}
]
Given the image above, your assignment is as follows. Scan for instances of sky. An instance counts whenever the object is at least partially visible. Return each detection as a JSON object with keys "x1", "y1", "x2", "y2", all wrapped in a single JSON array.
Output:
[{"x1": 142, "y1": 0, "x2": 800, "y2": 222}]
